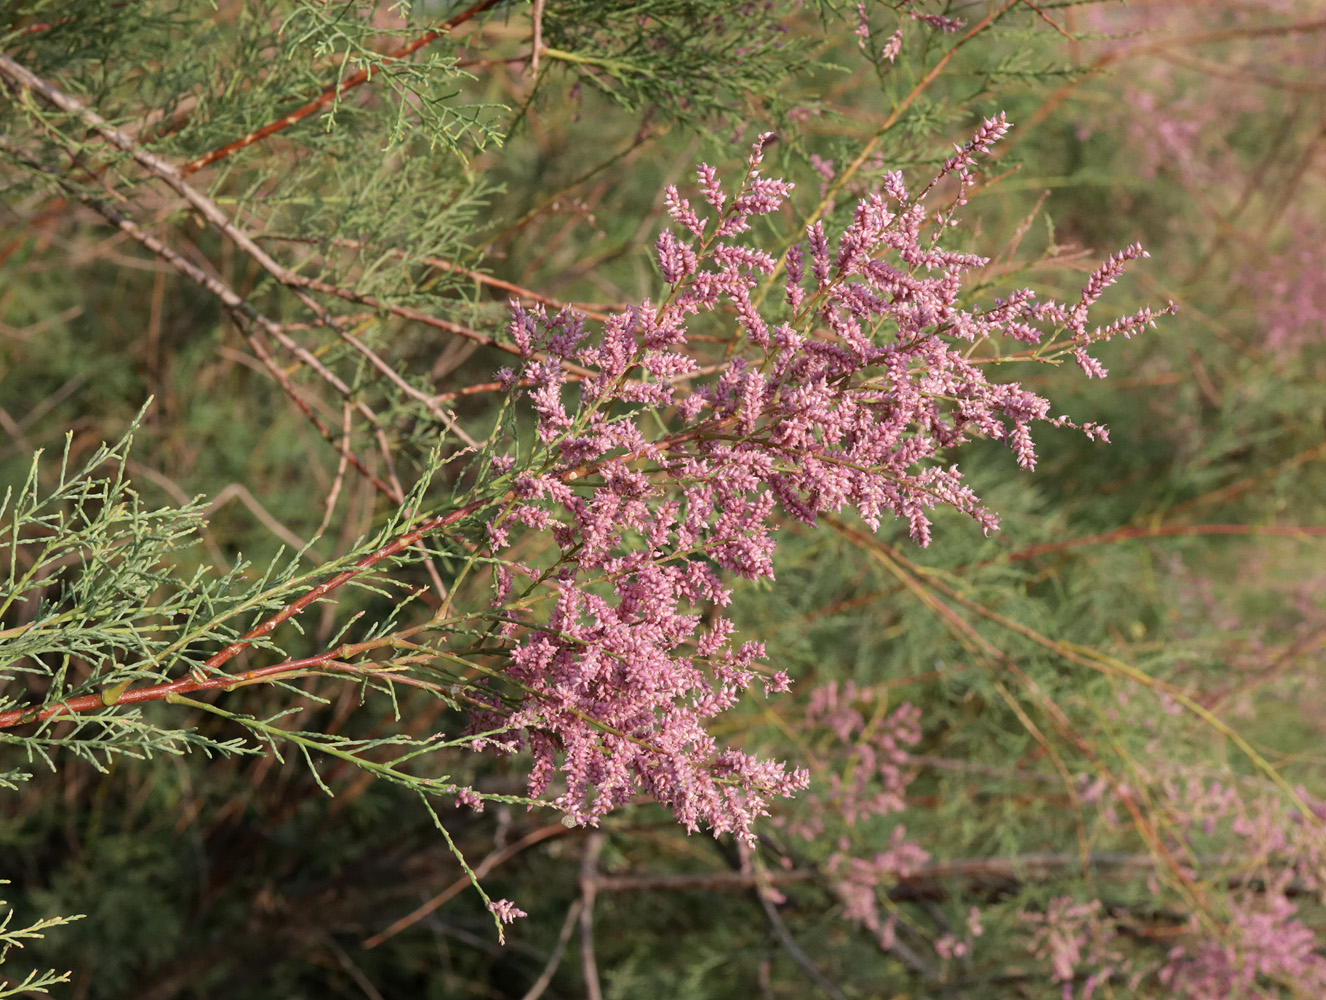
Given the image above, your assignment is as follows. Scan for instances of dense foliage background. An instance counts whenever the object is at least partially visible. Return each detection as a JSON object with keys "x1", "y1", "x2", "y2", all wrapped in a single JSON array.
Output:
[{"x1": 2, "y1": 1, "x2": 1324, "y2": 997}]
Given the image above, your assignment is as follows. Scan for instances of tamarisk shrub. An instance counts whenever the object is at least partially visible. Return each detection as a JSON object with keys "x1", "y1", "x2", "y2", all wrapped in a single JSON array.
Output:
[{"x1": 464, "y1": 123, "x2": 1171, "y2": 851}]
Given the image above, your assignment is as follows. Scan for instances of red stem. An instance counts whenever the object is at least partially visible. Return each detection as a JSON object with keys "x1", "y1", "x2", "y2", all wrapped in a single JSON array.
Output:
[{"x1": 0, "y1": 496, "x2": 497, "y2": 730}]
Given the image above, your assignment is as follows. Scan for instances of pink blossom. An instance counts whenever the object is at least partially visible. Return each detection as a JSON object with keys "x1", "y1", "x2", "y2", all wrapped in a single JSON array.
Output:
[{"x1": 468, "y1": 126, "x2": 1166, "y2": 850}]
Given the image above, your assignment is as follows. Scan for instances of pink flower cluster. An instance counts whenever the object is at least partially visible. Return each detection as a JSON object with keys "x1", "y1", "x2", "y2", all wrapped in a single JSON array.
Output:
[
  {"x1": 471, "y1": 123, "x2": 1165, "y2": 845},
  {"x1": 798, "y1": 683, "x2": 922, "y2": 832},
  {"x1": 1023, "y1": 897, "x2": 1134, "y2": 1000},
  {"x1": 855, "y1": 0, "x2": 966, "y2": 63},
  {"x1": 785, "y1": 682, "x2": 928, "y2": 950},
  {"x1": 1159, "y1": 777, "x2": 1326, "y2": 998},
  {"x1": 1160, "y1": 888, "x2": 1326, "y2": 1000},
  {"x1": 1039, "y1": 769, "x2": 1326, "y2": 997}
]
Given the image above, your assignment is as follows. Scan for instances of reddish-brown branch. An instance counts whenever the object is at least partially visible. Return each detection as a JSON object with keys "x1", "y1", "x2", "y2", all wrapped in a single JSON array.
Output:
[
  {"x1": 179, "y1": 0, "x2": 507, "y2": 175},
  {"x1": 1018, "y1": 0, "x2": 1074, "y2": 40},
  {"x1": 261, "y1": 234, "x2": 617, "y2": 322},
  {"x1": 0, "y1": 495, "x2": 499, "y2": 730},
  {"x1": 1, "y1": 657, "x2": 398, "y2": 731}
]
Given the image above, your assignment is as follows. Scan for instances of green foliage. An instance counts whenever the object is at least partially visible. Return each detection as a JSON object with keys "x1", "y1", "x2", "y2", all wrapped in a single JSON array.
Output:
[{"x1": 0, "y1": 883, "x2": 80, "y2": 997}]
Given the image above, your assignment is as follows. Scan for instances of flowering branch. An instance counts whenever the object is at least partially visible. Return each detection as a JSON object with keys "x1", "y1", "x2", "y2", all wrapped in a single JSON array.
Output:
[{"x1": 451, "y1": 121, "x2": 1172, "y2": 847}]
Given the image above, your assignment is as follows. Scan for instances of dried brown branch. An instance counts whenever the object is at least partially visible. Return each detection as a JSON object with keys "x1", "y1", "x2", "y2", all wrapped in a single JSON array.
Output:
[
  {"x1": 738, "y1": 840, "x2": 849, "y2": 1000},
  {"x1": 261, "y1": 232, "x2": 617, "y2": 321},
  {"x1": 578, "y1": 830, "x2": 605, "y2": 1000},
  {"x1": 0, "y1": 52, "x2": 472, "y2": 453},
  {"x1": 0, "y1": 132, "x2": 400, "y2": 498},
  {"x1": 518, "y1": 898, "x2": 582, "y2": 1000}
]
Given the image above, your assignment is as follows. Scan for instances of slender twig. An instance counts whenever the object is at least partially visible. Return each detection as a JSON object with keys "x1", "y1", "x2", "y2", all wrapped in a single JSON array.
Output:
[
  {"x1": 0, "y1": 53, "x2": 470, "y2": 447},
  {"x1": 1002, "y1": 522, "x2": 1326, "y2": 563},
  {"x1": 578, "y1": 831, "x2": 605, "y2": 1000},
  {"x1": 519, "y1": 899, "x2": 583, "y2": 1000},
  {"x1": 290, "y1": 273, "x2": 597, "y2": 379},
  {"x1": 317, "y1": 402, "x2": 355, "y2": 539},
  {"x1": 529, "y1": 0, "x2": 545, "y2": 78},
  {"x1": 322, "y1": 932, "x2": 387, "y2": 1000},
  {"x1": 738, "y1": 841, "x2": 848, "y2": 1000},
  {"x1": 206, "y1": 483, "x2": 320, "y2": 557},
  {"x1": 0, "y1": 134, "x2": 399, "y2": 499},
  {"x1": 362, "y1": 824, "x2": 569, "y2": 949},
  {"x1": 1019, "y1": 0, "x2": 1074, "y2": 40},
  {"x1": 260, "y1": 233, "x2": 616, "y2": 321}
]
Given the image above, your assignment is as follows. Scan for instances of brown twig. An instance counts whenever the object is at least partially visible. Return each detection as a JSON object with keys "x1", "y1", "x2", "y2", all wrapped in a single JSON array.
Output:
[
  {"x1": 578, "y1": 830, "x2": 605, "y2": 1000},
  {"x1": 1019, "y1": 0, "x2": 1074, "y2": 40},
  {"x1": 0, "y1": 53, "x2": 470, "y2": 454},
  {"x1": 289, "y1": 273, "x2": 598, "y2": 379},
  {"x1": 529, "y1": 0, "x2": 546, "y2": 78},
  {"x1": 317, "y1": 402, "x2": 355, "y2": 539},
  {"x1": 1003, "y1": 522, "x2": 1326, "y2": 563},
  {"x1": 0, "y1": 134, "x2": 400, "y2": 498},
  {"x1": 260, "y1": 233, "x2": 617, "y2": 321},
  {"x1": 519, "y1": 898, "x2": 583, "y2": 1000},
  {"x1": 737, "y1": 840, "x2": 849, "y2": 1000},
  {"x1": 362, "y1": 823, "x2": 569, "y2": 949}
]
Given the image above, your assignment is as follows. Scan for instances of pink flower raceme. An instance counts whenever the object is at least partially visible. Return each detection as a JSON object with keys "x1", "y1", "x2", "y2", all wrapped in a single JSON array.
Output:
[
  {"x1": 469, "y1": 124, "x2": 1167, "y2": 843},
  {"x1": 486, "y1": 898, "x2": 528, "y2": 944}
]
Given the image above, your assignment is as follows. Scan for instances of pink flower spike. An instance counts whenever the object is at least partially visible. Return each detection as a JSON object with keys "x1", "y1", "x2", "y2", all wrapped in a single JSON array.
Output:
[
  {"x1": 487, "y1": 898, "x2": 528, "y2": 943},
  {"x1": 969, "y1": 112, "x2": 1011, "y2": 153},
  {"x1": 664, "y1": 185, "x2": 705, "y2": 237},
  {"x1": 748, "y1": 131, "x2": 777, "y2": 167},
  {"x1": 488, "y1": 898, "x2": 527, "y2": 924},
  {"x1": 697, "y1": 163, "x2": 725, "y2": 211},
  {"x1": 881, "y1": 25, "x2": 903, "y2": 62}
]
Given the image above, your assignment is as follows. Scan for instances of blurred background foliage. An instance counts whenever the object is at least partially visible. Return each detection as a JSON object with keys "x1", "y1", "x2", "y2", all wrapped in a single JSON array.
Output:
[{"x1": 2, "y1": 1, "x2": 1324, "y2": 997}]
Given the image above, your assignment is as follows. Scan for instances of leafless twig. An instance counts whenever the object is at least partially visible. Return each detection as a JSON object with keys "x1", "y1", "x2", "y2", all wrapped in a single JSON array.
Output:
[
  {"x1": 738, "y1": 841, "x2": 847, "y2": 1000},
  {"x1": 519, "y1": 898, "x2": 583, "y2": 1000},
  {"x1": 579, "y1": 831, "x2": 605, "y2": 1000}
]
